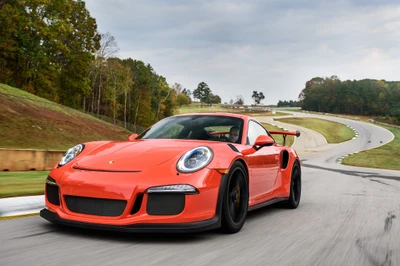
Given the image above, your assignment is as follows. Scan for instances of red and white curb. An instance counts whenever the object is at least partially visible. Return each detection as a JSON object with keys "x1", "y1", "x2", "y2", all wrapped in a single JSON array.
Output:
[{"x1": 336, "y1": 125, "x2": 359, "y2": 163}]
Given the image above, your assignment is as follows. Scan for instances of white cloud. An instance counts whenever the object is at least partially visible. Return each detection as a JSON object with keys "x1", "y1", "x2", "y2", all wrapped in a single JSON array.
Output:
[{"x1": 84, "y1": 0, "x2": 400, "y2": 105}]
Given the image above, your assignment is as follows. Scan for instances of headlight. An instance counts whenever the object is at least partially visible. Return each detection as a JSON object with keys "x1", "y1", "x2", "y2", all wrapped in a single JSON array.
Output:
[
  {"x1": 59, "y1": 144, "x2": 84, "y2": 166},
  {"x1": 176, "y1": 146, "x2": 213, "y2": 173}
]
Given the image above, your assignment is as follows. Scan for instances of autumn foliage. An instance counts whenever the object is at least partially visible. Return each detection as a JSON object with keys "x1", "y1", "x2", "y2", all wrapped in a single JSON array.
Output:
[
  {"x1": 299, "y1": 76, "x2": 400, "y2": 124},
  {"x1": 0, "y1": 0, "x2": 190, "y2": 128}
]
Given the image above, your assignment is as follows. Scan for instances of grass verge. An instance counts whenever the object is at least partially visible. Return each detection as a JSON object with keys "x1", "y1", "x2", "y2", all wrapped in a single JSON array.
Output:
[
  {"x1": 342, "y1": 125, "x2": 400, "y2": 171},
  {"x1": 0, "y1": 84, "x2": 133, "y2": 150},
  {"x1": 176, "y1": 103, "x2": 291, "y2": 117},
  {"x1": 274, "y1": 117, "x2": 355, "y2": 143},
  {"x1": 0, "y1": 171, "x2": 49, "y2": 198}
]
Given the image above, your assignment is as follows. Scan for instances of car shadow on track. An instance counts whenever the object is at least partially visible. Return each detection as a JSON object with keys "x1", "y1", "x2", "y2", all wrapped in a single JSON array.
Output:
[
  {"x1": 246, "y1": 203, "x2": 288, "y2": 220},
  {"x1": 42, "y1": 224, "x2": 218, "y2": 244},
  {"x1": 39, "y1": 222, "x2": 222, "y2": 243},
  {"x1": 37, "y1": 203, "x2": 288, "y2": 243}
]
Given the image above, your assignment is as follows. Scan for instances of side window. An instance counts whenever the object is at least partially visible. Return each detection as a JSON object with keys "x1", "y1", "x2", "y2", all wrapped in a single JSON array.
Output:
[{"x1": 247, "y1": 120, "x2": 268, "y2": 145}]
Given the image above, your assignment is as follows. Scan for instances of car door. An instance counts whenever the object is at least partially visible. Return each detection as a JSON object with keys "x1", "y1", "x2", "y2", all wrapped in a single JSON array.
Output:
[{"x1": 246, "y1": 120, "x2": 280, "y2": 200}]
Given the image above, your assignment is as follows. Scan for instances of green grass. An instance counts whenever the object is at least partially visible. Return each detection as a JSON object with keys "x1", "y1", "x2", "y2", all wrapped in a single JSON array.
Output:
[
  {"x1": 274, "y1": 117, "x2": 355, "y2": 143},
  {"x1": 0, "y1": 83, "x2": 113, "y2": 123},
  {"x1": 262, "y1": 123, "x2": 295, "y2": 147},
  {"x1": 342, "y1": 125, "x2": 400, "y2": 170},
  {"x1": 0, "y1": 171, "x2": 49, "y2": 198},
  {"x1": 0, "y1": 83, "x2": 133, "y2": 150},
  {"x1": 176, "y1": 103, "x2": 291, "y2": 117}
]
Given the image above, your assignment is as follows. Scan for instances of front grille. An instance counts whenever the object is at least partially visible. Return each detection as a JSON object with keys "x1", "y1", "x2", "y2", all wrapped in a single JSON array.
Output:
[
  {"x1": 146, "y1": 193, "x2": 185, "y2": 215},
  {"x1": 64, "y1": 195, "x2": 127, "y2": 216},
  {"x1": 46, "y1": 184, "x2": 60, "y2": 206}
]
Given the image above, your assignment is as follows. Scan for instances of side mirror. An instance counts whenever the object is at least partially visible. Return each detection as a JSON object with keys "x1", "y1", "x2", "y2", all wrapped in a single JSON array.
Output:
[
  {"x1": 254, "y1": 135, "x2": 275, "y2": 147},
  {"x1": 241, "y1": 135, "x2": 275, "y2": 155},
  {"x1": 128, "y1": 134, "x2": 138, "y2": 141}
]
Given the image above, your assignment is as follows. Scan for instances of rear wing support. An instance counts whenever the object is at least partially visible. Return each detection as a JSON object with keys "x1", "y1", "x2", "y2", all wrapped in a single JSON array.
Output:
[{"x1": 268, "y1": 130, "x2": 301, "y2": 146}]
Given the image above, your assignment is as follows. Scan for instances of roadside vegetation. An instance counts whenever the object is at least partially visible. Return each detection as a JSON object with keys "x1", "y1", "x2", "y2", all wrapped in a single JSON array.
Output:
[
  {"x1": 176, "y1": 102, "x2": 290, "y2": 117},
  {"x1": 341, "y1": 125, "x2": 400, "y2": 171},
  {"x1": 274, "y1": 117, "x2": 355, "y2": 143},
  {"x1": 0, "y1": 171, "x2": 49, "y2": 198},
  {"x1": 299, "y1": 76, "x2": 400, "y2": 125},
  {"x1": 284, "y1": 109, "x2": 400, "y2": 171},
  {"x1": 0, "y1": 84, "x2": 133, "y2": 150}
]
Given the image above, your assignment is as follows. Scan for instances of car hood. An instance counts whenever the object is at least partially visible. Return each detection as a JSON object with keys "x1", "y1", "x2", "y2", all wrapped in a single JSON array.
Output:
[{"x1": 72, "y1": 140, "x2": 214, "y2": 172}]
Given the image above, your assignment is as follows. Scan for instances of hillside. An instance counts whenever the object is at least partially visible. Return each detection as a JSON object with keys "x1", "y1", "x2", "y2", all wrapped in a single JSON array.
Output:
[{"x1": 0, "y1": 84, "x2": 135, "y2": 150}]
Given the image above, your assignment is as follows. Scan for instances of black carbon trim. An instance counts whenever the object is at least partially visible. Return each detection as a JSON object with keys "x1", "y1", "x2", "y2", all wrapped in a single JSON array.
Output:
[
  {"x1": 130, "y1": 194, "x2": 144, "y2": 215},
  {"x1": 248, "y1": 198, "x2": 288, "y2": 211},
  {"x1": 227, "y1": 144, "x2": 239, "y2": 152},
  {"x1": 40, "y1": 208, "x2": 219, "y2": 233}
]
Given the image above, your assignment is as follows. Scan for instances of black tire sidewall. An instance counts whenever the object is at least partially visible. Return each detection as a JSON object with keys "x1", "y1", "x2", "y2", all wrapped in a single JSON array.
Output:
[
  {"x1": 221, "y1": 161, "x2": 249, "y2": 233},
  {"x1": 288, "y1": 161, "x2": 301, "y2": 208}
]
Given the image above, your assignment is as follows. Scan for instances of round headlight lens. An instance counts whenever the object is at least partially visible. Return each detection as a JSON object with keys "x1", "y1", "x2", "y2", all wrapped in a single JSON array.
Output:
[
  {"x1": 177, "y1": 146, "x2": 213, "y2": 173},
  {"x1": 59, "y1": 144, "x2": 84, "y2": 166}
]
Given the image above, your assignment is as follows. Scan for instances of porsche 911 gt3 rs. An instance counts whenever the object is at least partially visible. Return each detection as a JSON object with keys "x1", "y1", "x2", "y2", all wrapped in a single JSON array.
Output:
[{"x1": 40, "y1": 113, "x2": 301, "y2": 234}]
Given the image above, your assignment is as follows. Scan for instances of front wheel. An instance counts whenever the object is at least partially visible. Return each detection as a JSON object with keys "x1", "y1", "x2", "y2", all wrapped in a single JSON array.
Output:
[{"x1": 220, "y1": 161, "x2": 249, "y2": 233}]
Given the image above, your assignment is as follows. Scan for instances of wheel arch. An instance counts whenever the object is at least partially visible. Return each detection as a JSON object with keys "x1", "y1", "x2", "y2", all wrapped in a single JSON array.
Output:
[{"x1": 232, "y1": 158, "x2": 249, "y2": 185}]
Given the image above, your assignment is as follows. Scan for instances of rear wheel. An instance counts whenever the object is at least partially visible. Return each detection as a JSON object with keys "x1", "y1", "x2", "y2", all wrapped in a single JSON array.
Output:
[
  {"x1": 220, "y1": 161, "x2": 249, "y2": 233},
  {"x1": 285, "y1": 160, "x2": 301, "y2": 209}
]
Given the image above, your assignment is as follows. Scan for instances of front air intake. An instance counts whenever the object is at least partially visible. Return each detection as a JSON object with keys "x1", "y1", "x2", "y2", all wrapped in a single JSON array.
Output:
[
  {"x1": 46, "y1": 184, "x2": 60, "y2": 206},
  {"x1": 64, "y1": 195, "x2": 127, "y2": 217},
  {"x1": 146, "y1": 193, "x2": 185, "y2": 215}
]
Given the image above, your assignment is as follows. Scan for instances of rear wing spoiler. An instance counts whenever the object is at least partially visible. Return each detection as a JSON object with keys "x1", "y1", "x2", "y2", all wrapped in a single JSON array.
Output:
[{"x1": 268, "y1": 130, "x2": 301, "y2": 146}]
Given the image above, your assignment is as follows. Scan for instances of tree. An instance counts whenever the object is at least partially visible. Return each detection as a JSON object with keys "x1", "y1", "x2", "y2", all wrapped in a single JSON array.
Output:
[
  {"x1": 0, "y1": 0, "x2": 100, "y2": 108},
  {"x1": 193, "y1": 82, "x2": 211, "y2": 106},
  {"x1": 176, "y1": 93, "x2": 190, "y2": 107},
  {"x1": 252, "y1": 91, "x2": 265, "y2": 105},
  {"x1": 92, "y1": 32, "x2": 119, "y2": 115},
  {"x1": 182, "y1": 88, "x2": 192, "y2": 102},
  {"x1": 172, "y1": 83, "x2": 183, "y2": 94},
  {"x1": 234, "y1": 95, "x2": 244, "y2": 105}
]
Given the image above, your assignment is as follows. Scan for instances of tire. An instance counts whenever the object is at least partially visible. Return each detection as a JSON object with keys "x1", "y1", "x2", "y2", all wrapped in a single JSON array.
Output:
[
  {"x1": 220, "y1": 161, "x2": 249, "y2": 233},
  {"x1": 285, "y1": 160, "x2": 301, "y2": 209}
]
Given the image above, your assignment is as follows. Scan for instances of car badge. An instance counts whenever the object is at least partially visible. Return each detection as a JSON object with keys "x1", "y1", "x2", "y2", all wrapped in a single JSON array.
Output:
[{"x1": 108, "y1": 160, "x2": 114, "y2": 164}]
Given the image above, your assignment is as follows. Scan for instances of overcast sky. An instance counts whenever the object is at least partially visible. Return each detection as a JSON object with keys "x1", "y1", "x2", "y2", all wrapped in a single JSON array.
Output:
[{"x1": 84, "y1": 0, "x2": 400, "y2": 105}]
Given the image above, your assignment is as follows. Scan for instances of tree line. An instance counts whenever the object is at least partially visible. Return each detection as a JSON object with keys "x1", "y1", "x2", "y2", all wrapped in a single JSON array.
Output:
[
  {"x1": 0, "y1": 0, "x2": 197, "y2": 128},
  {"x1": 298, "y1": 76, "x2": 400, "y2": 124}
]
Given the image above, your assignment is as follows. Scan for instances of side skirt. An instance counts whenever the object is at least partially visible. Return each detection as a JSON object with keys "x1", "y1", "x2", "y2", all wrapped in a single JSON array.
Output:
[{"x1": 248, "y1": 197, "x2": 288, "y2": 212}]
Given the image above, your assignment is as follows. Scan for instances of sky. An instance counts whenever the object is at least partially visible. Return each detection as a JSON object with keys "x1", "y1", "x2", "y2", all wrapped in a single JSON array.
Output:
[{"x1": 83, "y1": 0, "x2": 400, "y2": 105}]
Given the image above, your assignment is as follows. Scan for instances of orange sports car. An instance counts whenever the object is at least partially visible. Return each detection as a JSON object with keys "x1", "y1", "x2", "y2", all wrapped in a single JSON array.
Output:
[{"x1": 40, "y1": 113, "x2": 301, "y2": 234}]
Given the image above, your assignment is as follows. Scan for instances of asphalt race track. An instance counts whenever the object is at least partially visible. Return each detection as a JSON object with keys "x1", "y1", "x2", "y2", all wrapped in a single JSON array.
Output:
[{"x1": 1, "y1": 113, "x2": 399, "y2": 266}]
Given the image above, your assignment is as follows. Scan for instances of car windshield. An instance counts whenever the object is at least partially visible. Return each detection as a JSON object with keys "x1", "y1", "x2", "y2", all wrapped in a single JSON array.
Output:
[{"x1": 136, "y1": 115, "x2": 244, "y2": 143}]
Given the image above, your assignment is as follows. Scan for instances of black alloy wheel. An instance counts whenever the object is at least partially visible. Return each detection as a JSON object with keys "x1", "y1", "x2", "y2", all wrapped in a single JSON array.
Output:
[
  {"x1": 221, "y1": 161, "x2": 249, "y2": 233},
  {"x1": 285, "y1": 160, "x2": 301, "y2": 209}
]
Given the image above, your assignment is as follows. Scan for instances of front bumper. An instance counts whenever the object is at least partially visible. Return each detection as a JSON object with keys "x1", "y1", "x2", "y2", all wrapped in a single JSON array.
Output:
[
  {"x1": 40, "y1": 208, "x2": 220, "y2": 233},
  {"x1": 40, "y1": 166, "x2": 229, "y2": 233}
]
